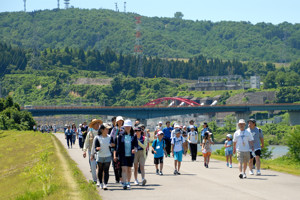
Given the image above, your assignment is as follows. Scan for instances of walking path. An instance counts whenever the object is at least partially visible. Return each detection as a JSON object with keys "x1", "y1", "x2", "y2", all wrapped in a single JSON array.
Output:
[{"x1": 54, "y1": 133, "x2": 300, "y2": 200}]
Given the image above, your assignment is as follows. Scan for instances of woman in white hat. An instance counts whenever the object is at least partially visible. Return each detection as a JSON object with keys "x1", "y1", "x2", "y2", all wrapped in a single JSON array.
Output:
[
  {"x1": 110, "y1": 116, "x2": 124, "y2": 184},
  {"x1": 114, "y1": 119, "x2": 138, "y2": 190}
]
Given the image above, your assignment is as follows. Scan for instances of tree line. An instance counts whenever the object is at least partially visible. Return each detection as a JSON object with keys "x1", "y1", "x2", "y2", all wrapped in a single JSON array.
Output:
[{"x1": 1, "y1": 8, "x2": 300, "y2": 62}]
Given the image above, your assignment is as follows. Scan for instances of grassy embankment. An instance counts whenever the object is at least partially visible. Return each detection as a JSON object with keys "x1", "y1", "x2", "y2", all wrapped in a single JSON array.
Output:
[{"x1": 0, "y1": 130, "x2": 101, "y2": 200}]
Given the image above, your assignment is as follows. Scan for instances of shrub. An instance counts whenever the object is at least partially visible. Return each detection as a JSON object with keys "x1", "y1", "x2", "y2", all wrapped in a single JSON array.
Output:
[{"x1": 287, "y1": 126, "x2": 300, "y2": 160}]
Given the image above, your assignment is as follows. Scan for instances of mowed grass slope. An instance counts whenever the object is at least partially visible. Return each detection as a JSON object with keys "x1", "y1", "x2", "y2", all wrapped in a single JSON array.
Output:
[{"x1": 0, "y1": 131, "x2": 101, "y2": 200}]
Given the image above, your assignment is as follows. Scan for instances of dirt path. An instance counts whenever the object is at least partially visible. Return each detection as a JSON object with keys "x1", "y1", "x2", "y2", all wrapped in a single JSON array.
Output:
[{"x1": 51, "y1": 136, "x2": 80, "y2": 200}]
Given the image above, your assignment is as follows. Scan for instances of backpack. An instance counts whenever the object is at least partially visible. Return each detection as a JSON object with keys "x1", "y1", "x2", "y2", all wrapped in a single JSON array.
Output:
[{"x1": 172, "y1": 136, "x2": 184, "y2": 146}]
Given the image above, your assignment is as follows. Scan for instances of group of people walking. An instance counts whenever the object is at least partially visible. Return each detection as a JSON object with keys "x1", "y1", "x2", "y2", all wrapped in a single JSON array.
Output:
[{"x1": 64, "y1": 116, "x2": 264, "y2": 190}]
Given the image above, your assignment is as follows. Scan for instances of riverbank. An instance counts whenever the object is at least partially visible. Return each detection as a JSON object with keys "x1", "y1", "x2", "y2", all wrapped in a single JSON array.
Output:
[{"x1": 0, "y1": 130, "x2": 101, "y2": 200}]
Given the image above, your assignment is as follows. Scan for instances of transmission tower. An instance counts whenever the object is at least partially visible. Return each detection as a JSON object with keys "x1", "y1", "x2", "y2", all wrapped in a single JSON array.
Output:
[
  {"x1": 57, "y1": 0, "x2": 60, "y2": 9},
  {"x1": 64, "y1": 0, "x2": 70, "y2": 9},
  {"x1": 124, "y1": 2, "x2": 126, "y2": 13},
  {"x1": 29, "y1": 12, "x2": 42, "y2": 70},
  {"x1": 134, "y1": 16, "x2": 144, "y2": 77},
  {"x1": 115, "y1": 2, "x2": 119, "y2": 12},
  {"x1": 23, "y1": 0, "x2": 26, "y2": 12}
]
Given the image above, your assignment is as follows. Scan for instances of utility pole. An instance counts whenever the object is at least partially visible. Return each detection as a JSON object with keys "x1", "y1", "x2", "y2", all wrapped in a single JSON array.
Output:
[
  {"x1": 65, "y1": 0, "x2": 70, "y2": 9},
  {"x1": 57, "y1": 0, "x2": 60, "y2": 9},
  {"x1": 115, "y1": 2, "x2": 119, "y2": 12},
  {"x1": 124, "y1": 2, "x2": 126, "y2": 13}
]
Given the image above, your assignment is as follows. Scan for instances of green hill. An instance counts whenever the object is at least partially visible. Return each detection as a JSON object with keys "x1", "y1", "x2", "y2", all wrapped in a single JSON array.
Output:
[{"x1": 1, "y1": 8, "x2": 300, "y2": 62}]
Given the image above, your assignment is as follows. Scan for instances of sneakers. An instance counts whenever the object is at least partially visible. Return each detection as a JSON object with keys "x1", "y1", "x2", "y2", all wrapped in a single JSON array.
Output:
[
  {"x1": 99, "y1": 183, "x2": 103, "y2": 189},
  {"x1": 204, "y1": 162, "x2": 206, "y2": 167},
  {"x1": 239, "y1": 173, "x2": 243, "y2": 179},
  {"x1": 229, "y1": 164, "x2": 232, "y2": 168},
  {"x1": 177, "y1": 171, "x2": 181, "y2": 175},
  {"x1": 174, "y1": 170, "x2": 178, "y2": 175},
  {"x1": 123, "y1": 183, "x2": 127, "y2": 190},
  {"x1": 226, "y1": 163, "x2": 229, "y2": 167},
  {"x1": 159, "y1": 171, "x2": 163, "y2": 176},
  {"x1": 103, "y1": 184, "x2": 108, "y2": 190},
  {"x1": 243, "y1": 173, "x2": 247, "y2": 179},
  {"x1": 249, "y1": 170, "x2": 254, "y2": 175},
  {"x1": 142, "y1": 179, "x2": 147, "y2": 186},
  {"x1": 257, "y1": 170, "x2": 261, "y2": 176},
  {"x1": 134, "y1": 180, "x2": 139, "y2": 185},
  {"x1": 127, "y1": 183, "x2": 131, "y2": 189},
  {"x1": 96, "y1": 182, "x2": 100, "y2": 187},
  {"x1": 156, "y1": 169, "x2": 159, "y2": 175}
]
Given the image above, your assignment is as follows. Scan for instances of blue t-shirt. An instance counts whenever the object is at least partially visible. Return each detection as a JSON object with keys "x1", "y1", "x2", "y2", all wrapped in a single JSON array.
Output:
[
  {"x1": 163, "y1": 127, "x2": 173, "y2": 139},
  {"x1": 225, "y1": 140, "x2": 233, "y2": 151},
  {"x1": 65, "y1": 129, "x2": 74, "y2": 136},
  {"x1": 201, "y1": 127, "x2": 208, "y2": 136},
  {"x1": 152, "y1": 139, "x2": 165, "y2": 158},
  {"x1": 124, "y1": 135, "x2": 132, "y2": 157}
]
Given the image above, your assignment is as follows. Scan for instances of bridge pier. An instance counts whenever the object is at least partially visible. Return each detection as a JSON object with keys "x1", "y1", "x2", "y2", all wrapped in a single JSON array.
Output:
[{"x1": 289, "y1": 111, "x2": 300, "y2": 126}]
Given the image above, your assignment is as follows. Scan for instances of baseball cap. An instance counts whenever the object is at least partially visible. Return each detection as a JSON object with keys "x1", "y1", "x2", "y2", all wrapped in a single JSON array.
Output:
[
  {"x1": 189, "y1": 125, "x2": 195, "y2": 129},
  {"x1": 116, "y1": 116, "x2": 124, "y2": 122},
  {"x1": 175, "y1": 128, "x2": 181, "y2": 134},
  {"x1": 158, "y1": 121, "x2": 163, "y2": 124},
  {"x1": 226, "y1": 134, "x2": 232, "y2": 139},
  {"x1": 248, "y1": 118, "x2": 256, "y2": 124},
  {"x1": 174, "y1": 124, "x2": 180, "y2": 128},
  {"x1": 103, "y1": 123, "x2": 112, "y2": 129},
  {"x1": 157, "y1": 131, "x2": 164, "y2": 135}
]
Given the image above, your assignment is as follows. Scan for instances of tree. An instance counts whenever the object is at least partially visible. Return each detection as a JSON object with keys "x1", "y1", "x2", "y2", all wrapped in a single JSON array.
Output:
[
  {"x1": 287, "y1": 126, "x2": 300, "y2": 160},
  {"x1": 174, "y1": 12, "x2": 184, "y2": 19},
  {"x1": 224, "y1": 114, "x2": 236, "y2": 132}
]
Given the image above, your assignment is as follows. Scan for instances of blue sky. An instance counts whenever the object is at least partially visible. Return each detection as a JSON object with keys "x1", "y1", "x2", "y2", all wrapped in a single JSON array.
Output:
[{"x1": 0, "y1": 0, "x2": 299, "y2": 24}]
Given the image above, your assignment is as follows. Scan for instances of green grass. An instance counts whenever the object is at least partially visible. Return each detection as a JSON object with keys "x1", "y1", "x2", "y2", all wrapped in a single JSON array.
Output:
[{"x1": 0, "y1": 130, "x2": 101, "y2": 200}]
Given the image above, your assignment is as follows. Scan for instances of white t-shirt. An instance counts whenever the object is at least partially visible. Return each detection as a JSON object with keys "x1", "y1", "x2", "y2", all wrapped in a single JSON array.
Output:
[
  {"x1": 171, "y1": 136, "x2": 185, "y2": 152},
  {"x1": 188, "y1": 131, "x2": 198, "y2": 144},
  {"x1": 233, "y1": 129, "x2": 253, "y2": 152}
]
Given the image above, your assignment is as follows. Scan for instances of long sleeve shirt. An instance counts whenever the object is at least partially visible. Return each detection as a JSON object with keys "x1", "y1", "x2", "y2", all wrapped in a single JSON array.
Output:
[{"x1": 83, "y1": 129, "x2": 98, "y2": 152}]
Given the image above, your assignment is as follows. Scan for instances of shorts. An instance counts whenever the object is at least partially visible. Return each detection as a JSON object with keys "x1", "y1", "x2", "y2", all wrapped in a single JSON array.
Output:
[
  {"x1": 120, "y1": 156, "x2": 134, "y2": 167},
  {"x1": 154, "y1": 156, "x2": 164, "y2": 165},
  {"x1": 250, "y1": 149, "x2": 262, "y2": 159},
  {"x1": 174, "y1": 151, "x2": 183, "y2": 162},
  {"x1": 96, "y1": 156, "x2": 111, "y2": 163},
  {"x1": 134, "y1": 150, "x2": 145, "y2": 165},
  {"x1": 237, "y1": 151, "x2": 250, "y2": 163},
  {"x1": 225, "y1": 149, "x2": 233, "y2": 156}
]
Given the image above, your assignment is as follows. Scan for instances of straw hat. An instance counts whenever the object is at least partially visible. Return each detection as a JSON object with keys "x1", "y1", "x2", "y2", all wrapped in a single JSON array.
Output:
[{"x1": 89, "y1": 119, "x2": 103, "y2": 128}]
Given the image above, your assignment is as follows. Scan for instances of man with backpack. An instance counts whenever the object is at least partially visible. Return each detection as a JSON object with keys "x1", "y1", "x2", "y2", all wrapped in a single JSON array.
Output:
[
  {"x1": 171, "y1": 129, "x2": 186, "y2": 175},
  {"x1": 247, "y1": 119, "x2": 264, "y2": 176},
  {"x1": 152, "y1": 131, "x2": 166, "y2": 175}
]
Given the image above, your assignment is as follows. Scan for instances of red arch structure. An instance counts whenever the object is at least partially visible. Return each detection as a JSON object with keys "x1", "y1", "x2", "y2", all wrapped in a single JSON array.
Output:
[{"x1": 144, "y1": 97, "x2": 200, "y2": 107}]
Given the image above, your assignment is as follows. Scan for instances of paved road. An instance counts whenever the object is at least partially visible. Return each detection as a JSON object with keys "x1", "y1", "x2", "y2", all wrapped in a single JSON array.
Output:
[{"x1": 54, "y1": 133, "x2": 300, "y2": 200}]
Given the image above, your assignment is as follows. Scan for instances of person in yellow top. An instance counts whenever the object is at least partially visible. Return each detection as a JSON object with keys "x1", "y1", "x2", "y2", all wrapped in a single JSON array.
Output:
[{"x1": 83, "y1": 119, "x2": 103, "y2": 185}]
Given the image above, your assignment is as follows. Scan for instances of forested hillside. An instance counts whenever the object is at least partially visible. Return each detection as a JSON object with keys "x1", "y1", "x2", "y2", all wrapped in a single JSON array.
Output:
[
  {"x1": 1, "y1": 8, "x2": 300, "y2": 62},
  {"x1": 1, "y1": 43, "x2": 300, "y2": 106}
]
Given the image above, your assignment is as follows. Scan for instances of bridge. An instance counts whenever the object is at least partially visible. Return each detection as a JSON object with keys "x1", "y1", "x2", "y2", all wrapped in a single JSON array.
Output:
[{"x1": 23, "y1": 103, "x2": 300, "y2": 125}]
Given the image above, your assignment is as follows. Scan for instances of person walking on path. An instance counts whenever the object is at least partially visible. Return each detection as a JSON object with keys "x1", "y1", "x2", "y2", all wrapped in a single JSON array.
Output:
[
  {"x1": 78, "y1": 124, "x2": 84, "y2": 149},
  {"x1": 187, "y1": 119, "x2": 198, "y2": 132},
  {"x1": 91, "y1": 123, "x2": 112, "y2": 190},
  {"x1": 171, "y1": 129, "x2": 186, "y2": 175},
  {"x1": 233, "y1": 119, "x2": 254, "y2": 179},
  {"x1": 152, "y1": 131, "x2": 166, "y2": 175},
  {"x1": 133, "y1": 126, "x2": 147, "y2": 186},
  {"x1": 247, "y1": 118, "x2": 264, "y2": 176},
  {"x1": 72, "y1": 123, "x2": 77, "y2": 145},
  {"x1": 83, "y1": 119, "x2": 103, "y2": 184},
  {"x1": 110, "y1": 116, "x2": 124, "y2": 184},
  {"x1": 224, "y1": 134, "x2": 233, "y2": 168},
  {"x1": 202, "y1": 131, "x2": 213, "y2": 168},
  {"x1": 200, "y1": 122, "x2": 214, "y2": 145},
  {"x1": 188, "y1": 125, "x2": 198, "y2": 161},
  {"x1": 65, "y1": 125, "x2": 74, "y2": 149},
  {"x1": 81, "y1": 122, "x2": 88, "y2": 146},
  {"x1": 163, "y1": 121, "x2": 173, "y2": 157},
  {"x1": 114, "y1": 119, "x2": 138, "y2": 190}
]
